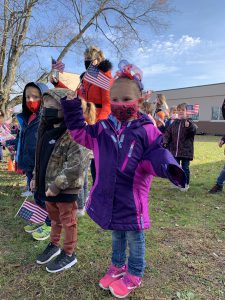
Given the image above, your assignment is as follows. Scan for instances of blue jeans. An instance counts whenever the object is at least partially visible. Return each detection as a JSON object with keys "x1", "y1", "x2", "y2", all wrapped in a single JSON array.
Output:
[
  {"x1": 34, "y1": 192, "x2": 51, "y2": 226},
  {"x1": 176, "y1": 158, "x2": 190, "y2": 184},
  {"x1": 217, "y1": 164, "x2": 225, "y2": 187},
  {"x1": 112, "y1": 230, "x2": 145, "y2": 277}
]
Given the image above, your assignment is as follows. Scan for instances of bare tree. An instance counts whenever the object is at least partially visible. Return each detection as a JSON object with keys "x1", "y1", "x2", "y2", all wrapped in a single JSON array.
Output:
[
  {"x1": 66, "y1": 0, "x2": 171, "y2": 57},
  {"x1": 0, "y1": 0, "x2": 73, "y2": 114},
  {"x1": 38, "y1": 0, "x2": 173, "y2": 81},
  {"x1": 0, "y1": 0, "x2": 173, "y2": 112},
  {"x1": 0, "y1": 0, "x2": 41, "y2": 114}
]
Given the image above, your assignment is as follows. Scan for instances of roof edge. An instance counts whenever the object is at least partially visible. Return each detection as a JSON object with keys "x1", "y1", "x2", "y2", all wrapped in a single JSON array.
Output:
[{"x1": 156, "y1": 82, "x2": 225, "y2": 93}]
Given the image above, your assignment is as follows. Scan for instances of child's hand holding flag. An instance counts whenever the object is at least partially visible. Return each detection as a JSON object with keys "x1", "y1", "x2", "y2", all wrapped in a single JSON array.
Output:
[{"x1": 51, "y1": 58, "x2": 65, "y2": 73}]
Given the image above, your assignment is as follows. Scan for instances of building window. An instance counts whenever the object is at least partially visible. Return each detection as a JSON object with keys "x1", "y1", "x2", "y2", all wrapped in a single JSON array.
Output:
[
  {"x1": 191, "y1": 113, "x2": 199, "y2": 121},
  {"x1": 211, "y1": 106, "x2": 224, "y2": 120}
]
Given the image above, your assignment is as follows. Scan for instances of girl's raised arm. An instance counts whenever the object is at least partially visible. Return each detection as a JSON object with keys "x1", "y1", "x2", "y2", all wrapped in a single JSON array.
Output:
[{"x1": 61, "y1": 97, "x2": 102, "y2": 150}]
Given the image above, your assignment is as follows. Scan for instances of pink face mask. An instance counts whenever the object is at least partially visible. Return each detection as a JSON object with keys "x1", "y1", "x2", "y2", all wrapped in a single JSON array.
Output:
[{"x1": 110, "y1": 98, "x2": 139, "y2": 123}]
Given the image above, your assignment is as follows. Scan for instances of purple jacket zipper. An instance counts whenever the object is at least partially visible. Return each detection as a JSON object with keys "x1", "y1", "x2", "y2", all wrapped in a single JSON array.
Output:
[{"x1": 121, "y1": 140, "x2": 136, "y2": 172}]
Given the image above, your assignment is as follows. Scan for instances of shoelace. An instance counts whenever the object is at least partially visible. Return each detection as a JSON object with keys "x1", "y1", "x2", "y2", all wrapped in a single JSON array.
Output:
[
  {"x1": 43, "y1": 243, "x2": 54, "y2": 254},
  {"x1": 54, "y1": 252, "x2": 66, "y2": 264},
  {"x1": 123, "y1": 274, "x2": 140, "y2": 287},
  {"x1": 107, "y1": 266, "x2": 118, "y2": 275},
  {"x1": 123, "y1": 275, "x2": 133, "y2": 286}
]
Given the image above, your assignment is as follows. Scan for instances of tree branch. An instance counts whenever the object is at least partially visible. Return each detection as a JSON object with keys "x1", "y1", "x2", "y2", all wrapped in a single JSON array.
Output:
[{"x1": 57, "y1": 0, "x2": 110, "y2": 61}]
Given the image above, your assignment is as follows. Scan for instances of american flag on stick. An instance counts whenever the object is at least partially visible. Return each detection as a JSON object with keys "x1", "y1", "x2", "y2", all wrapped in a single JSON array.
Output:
[
  {"x1": 186, "y1": 104, "x2": 199, "y2": 116},
  {"x1": 84, "y1": 64, "x2": 111, "y2": 91},
  {"x1": 52, "y1": 58, "x2": 65, "y2": 73},
  {"x1": 16, "y1": 199, "x2": 48, "y2": 223}
]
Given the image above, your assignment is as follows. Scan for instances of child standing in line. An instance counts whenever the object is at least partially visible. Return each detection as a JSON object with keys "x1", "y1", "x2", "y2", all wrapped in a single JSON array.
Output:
[
  {"x1": 61, "y1": 61, "x2": 185, "y2": 298},
  {"x1": 0, "y1": 113, "x2": 7, "y2": 162},
  {"x1": 165, "y1": 105, "x2": 178, "y2": 129},
  {"x1": 141, "y1": 101, "x2": 157, "y2": 126},
  {"x1": 31, "y1": 88, "x2": 91, "y2": 272},
  {"x1": 164, "y1": 103, "x2": 197, "y2": 191},
  {"x1": 154, "y1": 93, "x2": 169, "y2": 133},
  {"x1": 0, "y1": 112, "x2": 14, "y2": 162},
  {"x1": 17, "y1": 82, "x2": 48, "y2": 198}
]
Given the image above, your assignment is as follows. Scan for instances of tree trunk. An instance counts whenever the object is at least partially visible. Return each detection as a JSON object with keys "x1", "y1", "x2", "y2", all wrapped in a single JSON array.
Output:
[
  {"x1": 0, "y1": 93, "x2": 9, "y2": 115},
  {"x1": 0, "y1": 0, "x2": 37, "y2": 113}
]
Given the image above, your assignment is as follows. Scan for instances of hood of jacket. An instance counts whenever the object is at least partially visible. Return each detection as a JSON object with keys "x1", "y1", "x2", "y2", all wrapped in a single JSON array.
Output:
[
  {"x1": 98, "y1": 59, "x2": 112, "y2": 73},
  {"x1": 22, "y1": 82, "x2": 48, "y2": 119},
  {"x1": 42, "y1": 88, "x2": 74, "y2": 106},
  {"x1": 38, "y1": 88, "x2": 73, "y2": 130}
]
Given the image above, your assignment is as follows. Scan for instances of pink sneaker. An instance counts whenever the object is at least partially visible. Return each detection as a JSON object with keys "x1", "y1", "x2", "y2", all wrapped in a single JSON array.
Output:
[
  {"x1": 99, "y1": 264, "x2": 127, "y2": 290},
  {"x1": 109, "y1": 273, "x2": 142, "y2": 298}
]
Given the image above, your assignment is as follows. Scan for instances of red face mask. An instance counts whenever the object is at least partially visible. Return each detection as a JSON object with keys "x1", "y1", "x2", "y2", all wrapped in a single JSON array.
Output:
[
  {"x1": 26, "y1": 100, "x2": 41, "y2": 113},
  {"x1": 110, "y1": 98, "x2": 139, "y2": 123}
]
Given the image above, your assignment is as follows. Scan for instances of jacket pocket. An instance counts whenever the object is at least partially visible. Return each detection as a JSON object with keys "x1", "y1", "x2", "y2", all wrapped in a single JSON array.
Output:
[{"x1": 121, "y1": 140, "x2": 136, "y2": 172}]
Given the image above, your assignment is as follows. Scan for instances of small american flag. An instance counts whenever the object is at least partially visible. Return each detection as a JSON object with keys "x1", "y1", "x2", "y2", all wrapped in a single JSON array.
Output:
[
  {"x1": 52, "y1": 58, "x2": 65, "y2": 73},
  {"x1": 186, "y1": 104, "x2": 199, "y2": 116},
  {"x1": 84, "y1": 64, "x2": 111, "y2": 91},
  {"x1": 17, "y1": 200, "x2": 48, "y2": 223}
]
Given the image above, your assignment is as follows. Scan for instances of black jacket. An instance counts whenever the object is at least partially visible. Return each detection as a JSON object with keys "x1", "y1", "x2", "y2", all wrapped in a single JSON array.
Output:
[{"x1": 163, "y1": 119, "x2": 197, "y2": 160}]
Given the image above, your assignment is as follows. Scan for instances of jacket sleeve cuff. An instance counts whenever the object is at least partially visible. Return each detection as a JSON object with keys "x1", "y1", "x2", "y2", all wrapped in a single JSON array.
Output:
[
  {"x1": 165, "y1": 164, "x2": 186, "y2": 188},
  {"x1": 49, "y1": 183, "x2": 61, "y2": 195}
]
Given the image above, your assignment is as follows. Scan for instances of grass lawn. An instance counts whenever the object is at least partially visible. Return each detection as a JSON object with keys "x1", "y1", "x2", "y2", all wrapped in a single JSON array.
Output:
[{"x1": 0, "y1": 135, "x2": 224, "y2": 300}]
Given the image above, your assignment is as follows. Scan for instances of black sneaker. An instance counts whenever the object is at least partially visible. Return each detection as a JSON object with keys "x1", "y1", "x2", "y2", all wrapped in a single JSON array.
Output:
[
  {"x1": 36, "y1": 243, "x2": 61, "y2": 265},
  {"x1": 46, "y1": 250, "x2": 77, "y2": 273},
  {"x1": 209, "y1": 184, "x2": 223, "y2": 193}
]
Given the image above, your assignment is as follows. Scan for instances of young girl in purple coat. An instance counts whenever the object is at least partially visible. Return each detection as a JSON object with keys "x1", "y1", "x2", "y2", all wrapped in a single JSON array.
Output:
[{"x1": 61, "y1": 60, "x2": 185, "y2": 298}]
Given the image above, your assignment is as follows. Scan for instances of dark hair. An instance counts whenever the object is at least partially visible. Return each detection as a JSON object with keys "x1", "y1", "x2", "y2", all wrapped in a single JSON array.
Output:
[
  {"x1": 177, "y1": 103, "x2": 188, "y2": 110},
  {"x1": 142, "y1": 102, "x2": 154, "y2": 115}
]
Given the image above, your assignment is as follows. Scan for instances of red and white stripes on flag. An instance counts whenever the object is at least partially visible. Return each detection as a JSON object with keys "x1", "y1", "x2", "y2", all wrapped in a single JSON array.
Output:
[
  {"x1": 17, "y1": 200, "x2": 48, "y2": 223},
  {"x1": 52, "y1": 58, "x2": 65, "y2": 73},
  {"x1": 186, "y1": 104, "x2": 199, "y2": 116},
  {"x1": 84, "y1": 64, "x2": 111, "y2": 91}
]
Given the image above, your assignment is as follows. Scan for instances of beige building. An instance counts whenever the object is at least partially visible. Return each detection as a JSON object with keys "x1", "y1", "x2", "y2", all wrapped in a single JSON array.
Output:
[
  {"x1": 58, "y1": 71, "x2": 80, "y2": 90},
  {"x1": 157, "y1": 82, "x2": 225, "y2": 135}
]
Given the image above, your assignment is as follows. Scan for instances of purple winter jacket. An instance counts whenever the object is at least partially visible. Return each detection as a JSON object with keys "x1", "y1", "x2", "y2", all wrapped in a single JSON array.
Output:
[{"x1": 61, "y1": 98, "x2": 186, "y2": 231}]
